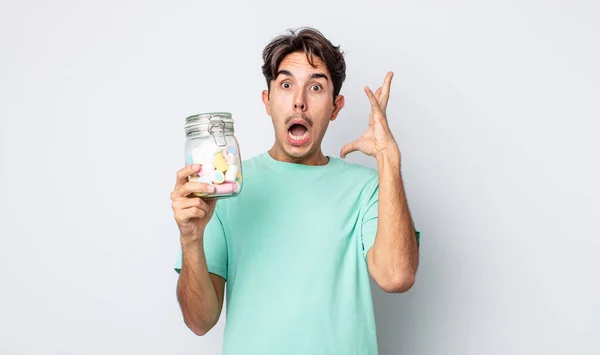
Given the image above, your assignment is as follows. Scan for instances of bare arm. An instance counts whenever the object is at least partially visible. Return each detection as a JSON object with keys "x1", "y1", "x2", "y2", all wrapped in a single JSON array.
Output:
[
  {"x1": 177, "y1": 237, "x2": 226, "y2": 336},
  {"x1": 366, "y1": 152, "x2": 419, "y2": 293},
  {"x1": 171, "y1": 164, "x2": 225, "y2": 335}
]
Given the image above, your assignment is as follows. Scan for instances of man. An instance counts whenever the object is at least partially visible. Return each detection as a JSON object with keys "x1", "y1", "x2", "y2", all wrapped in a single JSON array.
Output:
[{"x1": 171, "y1": 27, "x2": 420, "y2": 354}]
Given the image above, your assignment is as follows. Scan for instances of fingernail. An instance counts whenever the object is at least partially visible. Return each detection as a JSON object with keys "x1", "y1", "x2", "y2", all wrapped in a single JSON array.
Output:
[{"x1": 207, "y1": 184, "x2": 215, "y2": 192}]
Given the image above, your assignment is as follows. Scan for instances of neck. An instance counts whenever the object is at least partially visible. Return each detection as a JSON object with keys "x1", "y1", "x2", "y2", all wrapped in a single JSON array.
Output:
[{"x1": 268, "y1": 146, "x2": 329, "y2": 166}]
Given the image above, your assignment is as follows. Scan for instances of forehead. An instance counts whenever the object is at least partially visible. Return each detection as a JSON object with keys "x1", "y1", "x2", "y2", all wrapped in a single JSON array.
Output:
[{"x1": 278, "y1": 52, "x2": 330, "y2": 77}]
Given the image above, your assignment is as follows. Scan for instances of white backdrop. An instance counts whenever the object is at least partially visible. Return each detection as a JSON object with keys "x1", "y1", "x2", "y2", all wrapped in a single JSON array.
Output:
[{"x1": 1, "y1": 1, "x2": 599, "y2": 354}]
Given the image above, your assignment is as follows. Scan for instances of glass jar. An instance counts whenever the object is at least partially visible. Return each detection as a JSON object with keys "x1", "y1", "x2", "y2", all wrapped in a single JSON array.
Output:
[{"x1": 184, "y1": 112, "x2": 243, "y2": 199}]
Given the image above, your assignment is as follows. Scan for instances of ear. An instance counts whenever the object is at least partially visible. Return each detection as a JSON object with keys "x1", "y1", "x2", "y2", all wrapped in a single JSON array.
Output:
[
  {"x1": 262, "y1": 89, "x2": 271, "y2": 115},
  {"x1": 330, "y1": 95, "x2": 345, "y2": 122}
]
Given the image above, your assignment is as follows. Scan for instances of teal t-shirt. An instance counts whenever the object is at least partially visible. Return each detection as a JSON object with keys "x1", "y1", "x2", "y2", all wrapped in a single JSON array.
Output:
[{"x1": 174, "y1": 152, "x2": 420, "y2": 354}]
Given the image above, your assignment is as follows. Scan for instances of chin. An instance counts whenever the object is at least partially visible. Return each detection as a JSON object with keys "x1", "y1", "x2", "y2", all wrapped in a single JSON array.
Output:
[
  {"x1": 274, "y1": 135, "x2": 315, "y2": 161},
  {"x1": 283, "y1": 141, "x2": 313, "y2": 158}
]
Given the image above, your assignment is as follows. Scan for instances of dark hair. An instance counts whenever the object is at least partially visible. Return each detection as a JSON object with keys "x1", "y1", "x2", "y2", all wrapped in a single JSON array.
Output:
[{"x1": 261, "y1": 27, "x2": 346, "y2": 101}]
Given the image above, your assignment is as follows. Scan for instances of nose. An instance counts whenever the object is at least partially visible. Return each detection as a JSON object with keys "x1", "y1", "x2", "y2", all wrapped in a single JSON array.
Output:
[{"x1": 293, "y1": 91, "x2": 307, "y2": 112}]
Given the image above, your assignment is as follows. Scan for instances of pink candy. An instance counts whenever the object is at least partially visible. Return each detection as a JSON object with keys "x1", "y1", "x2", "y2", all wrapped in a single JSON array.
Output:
[{"x1": 213, "y1": 182, "x2": 234, "y2": 194}]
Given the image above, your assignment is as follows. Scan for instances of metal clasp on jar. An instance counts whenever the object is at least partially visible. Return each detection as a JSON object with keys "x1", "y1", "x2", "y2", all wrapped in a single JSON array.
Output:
[{"x1": 208, "y1": 116, "x2": 227, "y2": 147}]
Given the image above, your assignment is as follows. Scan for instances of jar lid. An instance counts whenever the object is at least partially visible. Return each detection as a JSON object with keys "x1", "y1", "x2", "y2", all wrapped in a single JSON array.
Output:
[
  {"x1": 185, "y1": 112, "x2": 233, "y2": 125},
  {"x1": 185, "y1": 112, "x2": 235, "y2": 137}
]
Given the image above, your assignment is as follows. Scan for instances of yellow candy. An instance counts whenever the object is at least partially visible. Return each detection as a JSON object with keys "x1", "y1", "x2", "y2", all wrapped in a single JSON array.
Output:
[
  {"x1": 235, "y1": 171, "x2": 242, "y2": 183},
  {"x1": 213, "y1": 152, "x2": 229, "y2": 172}
]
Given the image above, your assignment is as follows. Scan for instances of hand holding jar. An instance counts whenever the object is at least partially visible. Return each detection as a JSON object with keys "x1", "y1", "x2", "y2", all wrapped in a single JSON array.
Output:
[
  {"x1": 170, "y1": 112, "x2": 243, "y2": 240},
  {"x1": 170, "y1": 164, "x2": 217, "y2": 240}
]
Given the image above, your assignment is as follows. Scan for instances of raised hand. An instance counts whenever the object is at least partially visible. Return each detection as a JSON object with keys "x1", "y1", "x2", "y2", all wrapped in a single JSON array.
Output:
[{"x1": 340, "y1": 72, "x2": 400, "y2": 159}]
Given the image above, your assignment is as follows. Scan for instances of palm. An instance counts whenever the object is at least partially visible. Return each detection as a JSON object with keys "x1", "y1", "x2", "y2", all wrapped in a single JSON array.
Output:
[
  {"x1": 341, "y1": 72, "x2": 399, "y2": 159},
  {"x1": 351, "y1": 111, "x2": 392, "y2": 157}
]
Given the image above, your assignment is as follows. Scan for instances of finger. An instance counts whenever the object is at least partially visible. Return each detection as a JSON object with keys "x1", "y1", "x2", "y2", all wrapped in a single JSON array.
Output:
[
  {"x1": 364, "y1": 86, "x2": 384, "y2": 115},
  {"x1": 340, "y1": 140, "x2": 358, "y2": 159},
  {"x1": 379, "y1": 71, "x2": 394, "y2": 112},
  {"x1": 173, "y1": 199, "x2": 214, "y2": 220},
  {"x1": 174, "y1": 182, "x2": 215, "y2": 199},
  {"x1": 175, "y1": 164, "x2": 202, "y2": 188},
  {"x1": 175, "y1": 207, "x2": 208, "y2": 223},
  {"x1": 366, "y1": 86, "x2": 392, "y2": 129},
  {"x1": 375, "y1": 87, "x2": 382, "y2": 103},
  {"x1": 371, "y1": 109, "x2": 391, "y2": 131},
  {"x1": 172, "y1": 196, "x2": 205, "y2": 210}
]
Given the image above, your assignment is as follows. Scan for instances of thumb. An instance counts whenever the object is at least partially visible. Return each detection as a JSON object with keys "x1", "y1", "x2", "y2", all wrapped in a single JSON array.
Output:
[{"x1": 340, "y1": 140, "x2": 358, "y2": 159}]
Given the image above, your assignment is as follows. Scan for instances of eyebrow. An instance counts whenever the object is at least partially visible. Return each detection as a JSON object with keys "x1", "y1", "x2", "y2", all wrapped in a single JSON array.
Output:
[{"x1": 275, "y1": 70, "x2": 330, "y2": 81}]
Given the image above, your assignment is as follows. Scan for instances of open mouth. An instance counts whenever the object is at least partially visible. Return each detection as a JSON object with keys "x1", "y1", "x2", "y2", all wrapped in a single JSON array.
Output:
[
  {"x1": 288, "y1": 123, "x2": 308, "y2": 140},
  {"x1": 286, "y1": 120, "x2": 310, "y2": 145}
]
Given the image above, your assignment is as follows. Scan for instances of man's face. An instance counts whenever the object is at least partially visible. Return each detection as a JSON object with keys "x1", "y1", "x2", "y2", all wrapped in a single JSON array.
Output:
[{"x1": 262, "y1": 52, "x2": 344, "y2": 162}]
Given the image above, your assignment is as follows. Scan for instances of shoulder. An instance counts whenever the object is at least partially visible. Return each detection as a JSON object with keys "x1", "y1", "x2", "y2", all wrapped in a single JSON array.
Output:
[
  {"x1": 238, "y1": 152, "x2": 269, "y2": 174},
  {"x1": 329, "y1": 157, "x2": 378, "y2": 183},
  {"x1": 327, "y1": 158, "x2": 380, "y2": 205},
  {"x1": 239, "y1": 153, "x2": 262, "y2": 168}
]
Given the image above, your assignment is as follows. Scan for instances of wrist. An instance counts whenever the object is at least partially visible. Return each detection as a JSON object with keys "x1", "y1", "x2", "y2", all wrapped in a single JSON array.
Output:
[
  {"x1": 375, "y1": 147, "x2": 401, "y2": 167},
  {"x1": 180, "y1": 233, "x2": 203, "y2": 248}
]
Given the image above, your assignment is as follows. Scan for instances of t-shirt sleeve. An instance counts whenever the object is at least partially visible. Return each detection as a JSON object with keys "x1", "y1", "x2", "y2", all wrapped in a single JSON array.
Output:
[
  {"x1": 360, "y1": 176, "x2": 380, "y2": 258},
  {"x1": 173, "y1": 208, "x2": 228, "y2": 280},
  {"x1": 360, "y1": 176, "x2": 421, "y2": 258}
]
